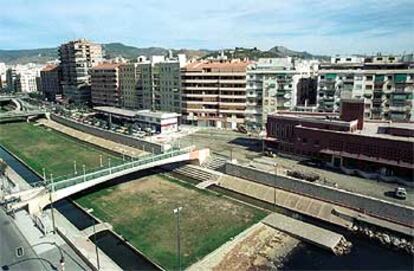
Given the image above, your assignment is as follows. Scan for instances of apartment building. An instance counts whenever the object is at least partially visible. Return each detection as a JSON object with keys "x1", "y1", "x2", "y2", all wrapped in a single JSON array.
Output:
[
  {"x1": 181, "y1": 60, "x2": 249, "y2": 129},
  {"x1": 5, "y1": 64, "x2": 42, "y2": 93},
  {"x1": 90, "y1": 63, "x2": 121, "y2": 106},
  {"x1": 119, "y1": 63, "x2": 140, "y2": 109},
  {"x1": 40, "y1": 64, "x2": 62, "y2": 101},
  {"x1": 119, "y1": 54, "x2": 185, "y2": 113},
  {"x1": 59, "y1": 39, "x2": 103, "y2": 104},
  {"x1": 317, "y1": 55, "x2": 414, "y2": 121}
]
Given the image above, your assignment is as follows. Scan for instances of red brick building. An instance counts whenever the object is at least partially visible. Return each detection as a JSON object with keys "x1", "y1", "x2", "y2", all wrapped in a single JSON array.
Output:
[{"x1": 265, "y1": 107, "x2": 414, "y2": 181}]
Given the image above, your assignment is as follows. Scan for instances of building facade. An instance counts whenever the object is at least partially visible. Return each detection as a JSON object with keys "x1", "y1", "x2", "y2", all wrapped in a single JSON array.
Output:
[
  {"x1": 317, "y1": 55, "x2": 414, "y2": 121},
  {"x1": 265, "y1": 100, "x2": 414, "y2": 181},
  {"x1": 40, "y1": 64, "x2": 62, "y2": 101},
  {"x1": 59, "y1": 39, "x2": 103, "y2": 104},
  {"x1": 119, "y1": 55, "x2": 185, "y2": 113},
  {"x1": 90, "y1": 63, "x2": 121, "y2": 106},
  {"x1": 181, "y1": 60, "x2": 249, "y2": 129}
]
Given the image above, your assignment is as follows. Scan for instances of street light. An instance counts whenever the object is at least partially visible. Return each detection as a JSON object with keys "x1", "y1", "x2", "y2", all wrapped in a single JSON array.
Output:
[
  {"x1": 49, "y1": 173, "x2": 56, "y2": 234},
  {"x1": 82, "y1": 165, "x2": 86, "y2": 181},
  {"x1": 32, "y1": 242, "x2": 65, "y2": 271},
  {"x1": 99, "y1": 155, "x2": 103, "y2": 167},
  {"x1": 73, "y1": 161, "x2": 77, "y2": 175},
  {"x1": 86, "y1": 208, "x2": 100, "y2": 270},
  {"x1": 108, "y1": 158, "x2": 111, "y2": 174},
  {"x1": 173, "y1": 207, "x2": 183, "y2": 271}
]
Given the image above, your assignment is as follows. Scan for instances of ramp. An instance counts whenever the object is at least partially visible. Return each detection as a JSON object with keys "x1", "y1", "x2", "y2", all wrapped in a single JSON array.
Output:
[{"x1": 263, "y1": 213, "x2": 348, "y2": 254}]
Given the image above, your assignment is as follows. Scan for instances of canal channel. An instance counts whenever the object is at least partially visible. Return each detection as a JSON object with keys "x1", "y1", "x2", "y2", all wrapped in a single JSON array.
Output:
[
  {"x1": 1, "y1": 145, "x2": 413, "y2": 270},
  {"x1": 0, "y1": 145, "x2": 159, "y2": 271}
]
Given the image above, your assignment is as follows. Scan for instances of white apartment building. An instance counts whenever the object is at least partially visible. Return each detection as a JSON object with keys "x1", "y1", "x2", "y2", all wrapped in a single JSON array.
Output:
[
  {"x1": 5, "y1": 64, "x2": 42, "y2": 93},
  {"x1": 245, "y1": 58, "x2": 318, "y2": 129},
  {"x1": 318, "y1": 55, "x2": 414, "y2": 121},
  {"x1": 120, "y1": 54, "x2": 186, "y2": 113}
]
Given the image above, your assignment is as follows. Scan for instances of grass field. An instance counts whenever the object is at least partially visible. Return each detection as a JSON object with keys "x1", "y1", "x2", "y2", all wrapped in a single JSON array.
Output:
[
  {"x1": 0, "y1": 122, "x2": 121, "y2": 177},
  {"x1": 75, "y1": 174, "x2": 267, "y2": 270}
]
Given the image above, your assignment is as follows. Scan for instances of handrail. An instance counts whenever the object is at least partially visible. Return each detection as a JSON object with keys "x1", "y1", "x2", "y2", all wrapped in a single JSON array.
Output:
[{"x1": 46, "y1": 147, "x2": 194, "y2": 191}]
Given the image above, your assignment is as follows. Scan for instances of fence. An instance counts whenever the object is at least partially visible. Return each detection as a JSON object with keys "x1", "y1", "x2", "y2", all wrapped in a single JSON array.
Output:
[{"x1": 51, "y1": 114, "x2": 166, "y2": 154}]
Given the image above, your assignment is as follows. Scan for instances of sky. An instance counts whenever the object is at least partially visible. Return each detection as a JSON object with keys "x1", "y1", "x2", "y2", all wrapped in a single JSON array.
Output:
[{"x1": 0, "y1": 0, "x2": 413, "y2": 55}]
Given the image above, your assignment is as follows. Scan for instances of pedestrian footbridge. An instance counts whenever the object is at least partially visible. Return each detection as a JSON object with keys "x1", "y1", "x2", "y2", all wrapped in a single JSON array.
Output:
[{"x1": 2, "y1": 147, "x2": 209, "y2": 214}]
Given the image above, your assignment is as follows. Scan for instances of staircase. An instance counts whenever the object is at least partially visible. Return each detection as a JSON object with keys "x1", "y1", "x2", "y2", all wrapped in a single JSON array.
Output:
[
  {"x1": 200, "y1": 154, "x2": 228, "y2": 171},
  {"x1": 171, "y1": 164, "x2": 222, "y2": 184}
]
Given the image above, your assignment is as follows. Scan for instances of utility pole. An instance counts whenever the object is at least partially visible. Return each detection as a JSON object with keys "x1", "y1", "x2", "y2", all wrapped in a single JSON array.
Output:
[
  {"x1": 173, "y1": 207, "x2": 183, "y2": 271},
  {"x1": 87, "y1": 209, "x2": 100, "y2": 270},
  {"x1": 49, "y1": 173, "x2": 56, "y2": 234}
]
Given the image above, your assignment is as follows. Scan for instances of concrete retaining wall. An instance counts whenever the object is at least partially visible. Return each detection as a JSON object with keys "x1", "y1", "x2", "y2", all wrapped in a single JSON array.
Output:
[
  {"x1": 225, "y1": 162, "x2": 414, "y2": 227},
  {"x1": 51, "y1": 114, "x2": 166, "y2": 154}
]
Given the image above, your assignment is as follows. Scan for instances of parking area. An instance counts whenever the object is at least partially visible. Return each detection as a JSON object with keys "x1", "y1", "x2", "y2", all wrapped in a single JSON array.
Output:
[{"x1": 181, "y1": 128, "x2": 414, "y2": 207}]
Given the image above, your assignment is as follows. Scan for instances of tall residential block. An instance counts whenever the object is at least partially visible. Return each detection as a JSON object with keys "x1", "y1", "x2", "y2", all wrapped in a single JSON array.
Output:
[
  {"x1": 181, "y1": 60, "x2": 249, "y2": 129},
  {"x1": 90, "y1": 63, "x2": 121, "y2": 106},
  {"x1": 119, "y1": 63, "x2": 140, "y2": 109},
  {"x1": 245, "y1": 58, "x2": 318, "y2": 129},
  {"x1": 40, "y1": 64, "x2": 62, "y2": 101},
  {"x1": 317, "y1": 56, "x2": 414, "y2": 121},
  {"x1": 119, "y1": 54, "x2": 185, "y2": 113},
  {"x1": 59, "y1": 39, "x2": 103, "y2": 104},
  {"x1": 6, "y1": 64, "x2": 42, "y2": 93}
]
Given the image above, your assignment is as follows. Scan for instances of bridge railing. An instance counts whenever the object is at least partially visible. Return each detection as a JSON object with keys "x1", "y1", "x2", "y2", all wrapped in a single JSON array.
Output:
[{"x1": 47, "y1": 147, "x2": 194, "y2": 191}]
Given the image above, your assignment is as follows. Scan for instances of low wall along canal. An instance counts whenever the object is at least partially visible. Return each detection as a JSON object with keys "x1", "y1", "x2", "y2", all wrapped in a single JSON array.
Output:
[{"x1": 0, "y1": 144, "x2": 161, "y2": 270}]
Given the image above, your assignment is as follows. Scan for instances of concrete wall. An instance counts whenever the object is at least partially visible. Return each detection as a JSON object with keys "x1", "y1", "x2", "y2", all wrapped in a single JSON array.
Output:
[
  {"x1": 51, "y1": 114, "x2": 166, "y2": 153},
  {"x1": 225, "y1": 162, "x2": 414, "y2": 227}
]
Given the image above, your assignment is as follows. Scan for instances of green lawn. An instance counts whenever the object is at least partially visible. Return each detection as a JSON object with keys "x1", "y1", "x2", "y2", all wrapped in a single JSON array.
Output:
[
  {"x1": 0, "y1": 122, "x2": 267, "y2": 270},
  {"x1": 75, "y1": 174, "x2": 267, "y2": 270},
  {"x1": 0, "y1": 122, "x2": 121, "y2": 178}
]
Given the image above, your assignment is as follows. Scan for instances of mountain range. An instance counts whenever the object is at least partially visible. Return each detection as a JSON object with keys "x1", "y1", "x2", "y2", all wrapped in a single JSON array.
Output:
[{"x1": 0, "y1": 42, "x2": 328, "y2": 64}]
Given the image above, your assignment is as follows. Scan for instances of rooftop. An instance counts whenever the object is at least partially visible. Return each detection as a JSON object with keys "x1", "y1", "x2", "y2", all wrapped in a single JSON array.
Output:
[
  {"x1": 41, "y1": 64, "x2": 58, "y2": 72},
  {"x1": 184, "y1": 60, "x2": 249, "y2": 72},
  {"x1": 91, "y1": 63, "x2": 121, "y2": 70},
  {"x1": 94, "y1": 106, "x2": 180, "y2": 119}
]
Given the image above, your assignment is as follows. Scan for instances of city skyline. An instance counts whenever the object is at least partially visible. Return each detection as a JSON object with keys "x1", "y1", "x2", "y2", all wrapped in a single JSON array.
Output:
[{"x1": 1, "y1": 0, "x2": 413, "y2": 55}]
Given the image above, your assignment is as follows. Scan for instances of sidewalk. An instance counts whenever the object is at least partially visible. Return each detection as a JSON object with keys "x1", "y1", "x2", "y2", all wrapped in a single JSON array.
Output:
[{"x1": 12, "y1": 210, "x2": 92, "y2": 270}]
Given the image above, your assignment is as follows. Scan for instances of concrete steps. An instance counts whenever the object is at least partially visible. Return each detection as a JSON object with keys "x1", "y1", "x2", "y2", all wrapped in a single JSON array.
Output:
[
  {"x1": 171, "y1": 164, "x2": 222, "y2": 183},
  {"x1": 201, "y1": 154, "x2": 228, "y2": 171}
]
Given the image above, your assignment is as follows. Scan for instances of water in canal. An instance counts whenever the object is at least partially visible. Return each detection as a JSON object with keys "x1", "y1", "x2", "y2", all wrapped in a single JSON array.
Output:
[
  {"x1": 281, "y1": 237, "x2": 413, "y2": 270},
  {"x1": 1, "y1": 143, "x2": 413, "y2": 270},
  {"x1": 0, "y1": 143, "x2": 159, "y2": 270}
]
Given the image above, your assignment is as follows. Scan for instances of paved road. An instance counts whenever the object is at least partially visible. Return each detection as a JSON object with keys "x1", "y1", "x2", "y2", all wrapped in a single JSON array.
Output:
[
  {"x1": 182, "y1": 129, "x2": 414, "y2": 207},
  {"x1": 0, "y1": 209, "x2": 47, "y2": 271}
]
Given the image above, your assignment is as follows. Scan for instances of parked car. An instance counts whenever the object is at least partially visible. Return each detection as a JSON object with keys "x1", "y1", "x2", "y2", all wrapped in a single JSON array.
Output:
[{"x1": 394, "y1": 187, "x2": 407, "y2": 199}]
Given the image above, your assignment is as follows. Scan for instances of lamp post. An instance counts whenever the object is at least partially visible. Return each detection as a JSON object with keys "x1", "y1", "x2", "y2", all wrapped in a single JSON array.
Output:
[
  {"x1": 173, "y1": 207, "x2": 183, "y2": 271},
  {"x1": 32, "y1": 242, "x2": 65, "y2": 271},
  {"x1": 49, "y1": 173, "x2": 56, "y2": 234},
  {"x1": 82, "y1": 165, "x2": 86, "y2": 181},
  {"x1": 42, "y1": 168, "x2": 46, "y2": 180},
  {"x1": 73, "y1": 161, "x2": 77, "y2": 175},
  {"x1": 86, "y1": 208, "x2": 100, "y2": 270},
  {"x1": 108, "y1": 158, "x2": 111, "y2": 174},
  {"x1": 99, "y1": 155, "x2": 103, "y2": 167}
]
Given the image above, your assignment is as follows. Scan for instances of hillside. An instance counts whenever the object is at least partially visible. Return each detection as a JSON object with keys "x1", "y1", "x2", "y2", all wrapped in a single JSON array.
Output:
[
  {"x1": 203, "y1": 46, "x2": 329, "y2": 60},
  {"x1": 0, "y1": 43, "x2": 327, "y2": 64}
]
